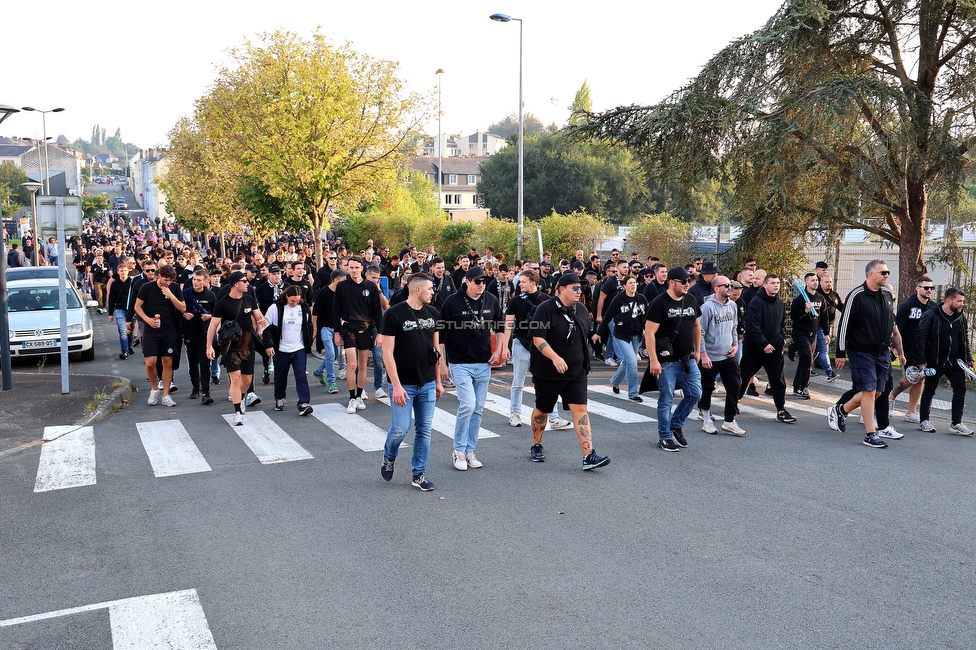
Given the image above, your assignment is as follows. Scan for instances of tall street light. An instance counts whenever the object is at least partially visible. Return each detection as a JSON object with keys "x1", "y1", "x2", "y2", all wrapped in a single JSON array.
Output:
[
  {"x1": 436, "y1": 69, "x2": 445, "y2": 209},
  {"x1": 490, "y1": 13, "x2": 524, "y2": 260},
  {"x1": 22, "y1": 107, "x2": 65, "y2": 195},
  {"x1": 0, "y1": 104, "x2": 21, "y2": 390}
]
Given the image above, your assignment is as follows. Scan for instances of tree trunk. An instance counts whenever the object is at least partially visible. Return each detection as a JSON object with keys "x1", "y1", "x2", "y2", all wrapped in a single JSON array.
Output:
[
  {"x1": 898, "y1": 182, "x2": 928, "y2": 303},
  {"x1": 311, "y1": 210, "x2": 324, "y2": 269}
]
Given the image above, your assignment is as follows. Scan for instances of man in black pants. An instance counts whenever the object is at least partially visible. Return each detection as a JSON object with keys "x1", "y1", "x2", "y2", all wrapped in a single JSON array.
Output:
[
  {"x1": 737, "y1": 274, "x2": 795, "y2": 424},
  {"x1": 698, "y1": 275, "x2": 745, "y2": 435},
  {"x1": 790, "y1": 273, "x2": 828, "y2": 399},
  {"x1": 915, "y1": 287, "x2": 973, "y2": 435},
  {"x1": 182, "y1": 268, "x2": 217, "y2": 404}
]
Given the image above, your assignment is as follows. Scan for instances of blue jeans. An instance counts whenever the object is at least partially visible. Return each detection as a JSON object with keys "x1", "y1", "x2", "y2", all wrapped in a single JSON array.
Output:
[
  {"x1": 510, "y1": 340, "x2": 558, "y2": 421},
  {"x1": 314, "y1": 326, "x2": 336, "y2": 383},
  {"x1": 113, "y1": 309, "x2": 132, "y2": 353},
  {"x1": 605, "y1": 320, "x2": 616, "y2": 360},
  {"x1": 611, "y1": 335, "x2": 640, "y2": 398},
  {"x1": 384, "y1": 381, "x2": 436, "y2": 475},
  {"x1": 451, "y1": 362, "x2": 491, "y2": 452},
  {"x1": 816, "y1": 330, "x2": 833, "y2": 374},
  {"x1": 371, "y1": 328, "x2": 385, "y2": 390},
  {"x1": 273, "y1": 349, "x2": 311, "y2": 404},
  {"x1": 656, "y1": 359, "x2": 703, "y2": 439}
]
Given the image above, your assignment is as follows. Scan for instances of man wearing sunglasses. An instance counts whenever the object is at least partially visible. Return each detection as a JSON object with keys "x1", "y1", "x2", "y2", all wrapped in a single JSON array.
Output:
[
  {"x1": 439, "y1": 266, "x2": 505, "y2": 471},
  {"x1": 888, "y1": 275, "x2": 936, "y2": 422},
  {"x1": 527, "y1": 273, "x2": 610, "y2": 470},
  {"x1": 829, "y1": 260, "x2": 906, "y2": 448}
]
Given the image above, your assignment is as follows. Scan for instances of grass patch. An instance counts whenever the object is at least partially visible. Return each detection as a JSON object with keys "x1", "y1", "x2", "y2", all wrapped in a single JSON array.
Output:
[{"x1": 84, "y1": 388, "x2": 109, "y2": 414}]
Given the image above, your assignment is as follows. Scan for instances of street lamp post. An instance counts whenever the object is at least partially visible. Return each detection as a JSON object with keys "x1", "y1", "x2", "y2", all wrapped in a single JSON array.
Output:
[
  {"x1": 489, "y1": 13, "x2": 524, "y2": 260},
  {"x1": 21, "y1": 182, "x2": 42, "y2": 268},
  {"x1": 0, "y1": 104, "x2": 21, "y2": 390},
  {"x1": 22, "y1": 107, "x2": 65, "y2": 196},
  {"x1": 436, "y1": 69, "x2": 445, "y2": 209}
]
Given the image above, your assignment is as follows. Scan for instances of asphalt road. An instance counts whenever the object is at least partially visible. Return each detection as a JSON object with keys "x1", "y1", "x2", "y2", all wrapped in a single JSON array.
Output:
[{"x1": 2, "y1": 311, "x2": 975, "y2": 648}]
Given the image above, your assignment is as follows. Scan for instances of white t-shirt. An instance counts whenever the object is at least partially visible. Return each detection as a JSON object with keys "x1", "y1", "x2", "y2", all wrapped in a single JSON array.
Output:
[{"x1": 268, "y1": 303, "x2": 305, "y2": 353}]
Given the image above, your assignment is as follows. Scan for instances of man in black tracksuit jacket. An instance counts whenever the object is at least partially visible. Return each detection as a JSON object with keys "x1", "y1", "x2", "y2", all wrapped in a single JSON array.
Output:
[
  {"x1": 790, "y1": 273, "x2": 829, "y2": 396},
  {"x1": 914, "y1": 287, "x2": 973, "y2": 433},
  {"x1": 737, "y1": 274, "x2": 793, "y2": 422}
]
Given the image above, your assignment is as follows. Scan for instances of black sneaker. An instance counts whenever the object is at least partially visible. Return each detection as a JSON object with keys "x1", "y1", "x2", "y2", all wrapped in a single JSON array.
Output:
[
  {"x1": 746, "y1": 385, "x2": 760, "y2": 397},
  {"x1": 827, "y1": 403, "x2": 847, "y2": 432},
  {"x1": 530, "y1": 443, "x2": 545, "y2": 462},
  {"x1": 298, "y1": 403, "x2": 313, "y2": 416},
  {"x1": 582, "y1": 452, "x2": 610, "y2": 470},
  {"x1": 412, "y1": 473, "x2": 435, "y2": 491},
  {"x1": 189, "y1": 388, "x2": 201, "y2": 400},
  {"x1": 212, "y1": 374, "x2": 220, "y2": 385},
  {"x1": 612, "y1": 385, "x2": 620, "y2": 394},
  {"x1": 764, "y1": 385, "x2": 774, "y2": 396},
  {"x1": 263, "y1": 370, "x2": 271, "y2": 385},
  {"x1": 777, "y1": 410, "x2": 797, "y2": 424},
  {"x1": 787, "y1": 342, "x2": 797, "y2": 361},
  {"x1": 810, "y1": 370, "x2": 818, "y2": 377},
  {"x1": 119, "y1": 352, "x2": 128, "y2": 360},
  {"x1": 201, "y1": 393, "x2": 215, "y2": 405},
  {"x1": 381, "y1": 457, "x2": 395, "y2": 481},
  {"x1": 671, "y1": 427, "x2": 688, "y2": 448},
  {"x1": 630, "y1": 395, "x2": 643, "y2": 403},
  {"x1": 863, "y1": 434, "x2": 888, "y2": 449},
  {"x1": 826, "y1": 371, "x2": 839, "y2": 382},
  {"x1": 658, "y1": 438, "x2": 680, "y2": 452},
  {"x1": 274, "y1": 398, "x2": 285, "y2": 411},
  {"x1": 792, "y1": 387, "x2": 810, "y2": 400}
]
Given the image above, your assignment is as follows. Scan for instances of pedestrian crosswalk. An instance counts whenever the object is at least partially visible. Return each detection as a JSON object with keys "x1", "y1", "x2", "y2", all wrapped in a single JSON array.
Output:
[{"x1": 23, "y1": 377, "x2": 957, "y2": 494}]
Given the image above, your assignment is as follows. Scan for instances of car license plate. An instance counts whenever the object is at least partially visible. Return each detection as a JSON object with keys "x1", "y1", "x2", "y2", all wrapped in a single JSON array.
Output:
[{"x1": 23, "y1": 340, "x2": 57, "y2": 348}]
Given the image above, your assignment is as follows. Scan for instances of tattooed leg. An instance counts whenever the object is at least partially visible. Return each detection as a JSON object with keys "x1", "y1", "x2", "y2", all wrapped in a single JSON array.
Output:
[
  {"x1": 569, "y1": 404, "x2": 593, "y2": 455},
  {"x1": 531, "y1": 409, "x2": 547, "y2": 445}
]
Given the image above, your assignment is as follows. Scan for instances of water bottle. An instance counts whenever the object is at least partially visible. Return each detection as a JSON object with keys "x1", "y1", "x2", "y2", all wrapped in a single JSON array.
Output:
[
  {"x1": 904, "y1": 365, "x2": 937, "y2": 384},
  {"x1": 154, "y1": 313, "x2": 161, "y2": 329}
]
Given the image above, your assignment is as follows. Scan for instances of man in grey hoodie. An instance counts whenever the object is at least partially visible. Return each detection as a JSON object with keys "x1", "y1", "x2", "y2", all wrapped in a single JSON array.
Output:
[{"x1": 698, "y1": 276, "x2": 746, "y2": 436}]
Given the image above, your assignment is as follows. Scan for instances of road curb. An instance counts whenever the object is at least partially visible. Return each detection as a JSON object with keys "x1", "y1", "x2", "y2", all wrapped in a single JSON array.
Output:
[{"x1": 75, "y1": 375, "x2": 133, "y2": 427}]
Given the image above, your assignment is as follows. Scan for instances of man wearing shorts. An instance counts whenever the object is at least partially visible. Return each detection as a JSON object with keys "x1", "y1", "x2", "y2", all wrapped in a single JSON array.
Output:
[
  {"x1": 828, "y1": 259, "x2": 905, "y2": 448},
  {"x1": 206, "y1": 271, "x2": 269, "y2": 426},
  {"x1": 332, "y1": 256, "x2": 383, "y2": 414},
  {"x1": 134, "y1": 265, "x2": 186, "y2": 407},
  {"x1": 527, "y1": 273, "x2": 611, "y2": 470}
]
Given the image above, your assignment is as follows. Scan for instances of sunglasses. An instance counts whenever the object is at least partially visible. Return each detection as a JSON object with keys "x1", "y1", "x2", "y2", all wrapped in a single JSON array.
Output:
[
  {"x1": 918, "y1": 285, "x2": 934, "y2": 290},
  {"x1": 878, "y1": 270, "x2": 891, "y2": 276},
  {"x1": 570, "y1": 285, "x2": 582, "y2": 292},
  {"x1": 472, "y1": 278, "x2": 488, "y2": 285},
  {"x1": 672, "y1": 278, "x2": 692, "y2": 285},
  {"x1": 716, "y1": 283, "x2": 731, "y2": 288},
  {"x1": 143, "y1": 269, "x2": 157, "y2": 273}
]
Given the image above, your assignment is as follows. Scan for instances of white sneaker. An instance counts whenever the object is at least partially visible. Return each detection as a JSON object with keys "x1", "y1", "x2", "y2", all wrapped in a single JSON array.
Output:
[
  {"x1": 919, "y1": 419, "x2": 936, "y2": 432},
  {"x1": 233, "y1": 412, "x2": 245, "y2": 426},
  {"x1": 244, "y1": 392, "x2": 261, "y2": 407},
  {"x1": 228, "y1": 394, "x2": 234, "y2": 402},
  {"x1": 509, "y1": 413, "x2": 522, "y2": 427},
  {"x1": 375, "y1": 387, "x2": 388, "y2": 399},
  {"x1": 694, "y1": 409, "x2": 705, "y2": 421},
  {"x1": 148, "y1": 389, "x2": 160, "y2": 406},
  {"x1": 361, "y1": 390, "x2": 369, "y2": 400},
  {"x1": 452, "y1": 449, "x2": 468, "y2": 471},
  {"x1": 904, "y1": 412, "x2": 920, "y2": 423},
  {"x1": 605, "y1": 357, "x2": 619, "y2": 367},
  {"x1": 888, "y1": 399, "x2": 896, "y2": 417},
  {"x1": 465, "y1": 452, "x2": 483, "y2": 469},
  {"x1": 721, "y1": 420, "x2": 747, "y2": 436},
  {"x1": 702, "y1": 418, "x2": 718, "y2": 434},
  {"x1": 346, "y1": 399, "x2": 358, "y2": 414},
  {"x1": 157, "y1": 379, "x2": 164, "y2": 390},
  {"x1": 161, "y1": 395, "x2": 177, "y2": 407},
  {"x1": 548, "y1": 416, "x2": 572, "y2": 430},
  {"x1": 949, "y1": 422, "x2": 974, "y2": 436},
  {"x1": 878, "y1": 425, "x2": 904, "y2": 439},
  {"x1": 355, "y1": 397, "x2": 366, "y2": 411},
  {"x1": 337, "y1": 368, "x2": 346, "y2": 380}
]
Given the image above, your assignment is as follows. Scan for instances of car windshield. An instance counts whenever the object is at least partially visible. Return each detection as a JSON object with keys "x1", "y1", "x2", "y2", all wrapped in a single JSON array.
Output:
[{"x1": 7, "y1": 288, "x2": 82, "y2": 312}]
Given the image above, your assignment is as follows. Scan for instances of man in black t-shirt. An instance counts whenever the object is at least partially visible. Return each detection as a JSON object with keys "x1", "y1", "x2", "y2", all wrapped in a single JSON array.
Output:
[
  {"x1": 332, "y1": 256, "x2": 383, "y2": 414},
  {"x1": 379, "y1": 273, "x2": 447, "y2": 492},
  {"x1": 134, "y1": 265, "x2": 187, "y2": 408},
  {"x1": 645, "y1": 266, "x2": 703, "y2": 452},
  {"x1": 526, "y1": 273, "x2": 610, "y2": 470},
  {"x1": 596, "y1": 260, "x2": 628, "y2": 367},
  {"x1": 182, "y1": 268, "x2": 217, "y2": 404},
  {"x1": 206, "y1": 271, "x2": 269, "y2": 426}
]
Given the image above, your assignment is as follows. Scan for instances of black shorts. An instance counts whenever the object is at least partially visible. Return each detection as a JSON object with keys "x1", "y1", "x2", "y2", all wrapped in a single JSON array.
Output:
[
  {"x1": 141, "y1": 327, "x2": 179, "y2": 358},
  {"x1": 340, "y1": 323, "x2": 375, "y2": 351},
  {"x1": 532, "y1": 375, "x2": 588, "y2": 413},
  {"x1": 223, "y1": 344, "x2": 256, "y2": 375}
]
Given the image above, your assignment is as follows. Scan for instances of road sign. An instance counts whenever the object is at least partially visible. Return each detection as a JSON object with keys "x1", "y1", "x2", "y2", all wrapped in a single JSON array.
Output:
[{"x1": 37, "y1": 196, "x2": 82, "y2": 237}]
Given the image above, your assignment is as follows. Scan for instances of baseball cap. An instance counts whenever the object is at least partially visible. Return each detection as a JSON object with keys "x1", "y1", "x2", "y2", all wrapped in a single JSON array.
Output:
[
  {"x1": 227, "y1": 271, "x2": 247, "y2": 285},
  {"x1": 330, "y1": 269, "x2": 348, "y2": 281},
  {"x1": 815, "y1": 261, "x2": 828, "y2": 269},
  {"x1": 268, "y1": 264, "x2": 282, "y2": 273},
  {"x1": 667, "y1": 266, "x2": 691, "y2": 282},
  {"x1": 464, "y1": 266, "x2": 488, "y2": 281},
  {"x1": 557, "y1": 272, "x2": 581, "y2": 287}
]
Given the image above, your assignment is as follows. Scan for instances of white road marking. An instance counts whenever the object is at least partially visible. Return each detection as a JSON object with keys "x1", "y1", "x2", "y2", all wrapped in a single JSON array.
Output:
[
  {"x1": 376, "y1": 397, "x2": 499, "y2": 439},
  {"x1": 311, "y1": 403, "x2": 404, "y2": 452},
  {"x1": 136, "y1": 421, "x2": 212, "y2": 478},
  {"x1": 522, "y1": 386, "x2": 653, "y2": 423},
  {"x1": 222, "y1": 411, "x2": 314, "y2": 464},
  {"x1": 0, "y1": 588, "x2": 217, "y2": 650},
  {"x1": 33, "y1": 426, "x2": 96, "y2": 492}
]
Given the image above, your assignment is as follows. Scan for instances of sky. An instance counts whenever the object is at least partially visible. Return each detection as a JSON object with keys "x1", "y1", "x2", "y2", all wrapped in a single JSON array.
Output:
[{"x1": 0, "y1": 0, "x2": 784, "y2": 151}]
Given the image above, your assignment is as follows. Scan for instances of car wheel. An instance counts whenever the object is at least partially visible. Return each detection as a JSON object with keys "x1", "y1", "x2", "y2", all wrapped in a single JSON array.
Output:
[{"x1": 80, "y1": 346, "x2": 95, "y2": 361}]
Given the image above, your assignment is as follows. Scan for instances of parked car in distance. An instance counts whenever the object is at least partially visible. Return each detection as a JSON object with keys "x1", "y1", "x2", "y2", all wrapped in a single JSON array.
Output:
[
  {"x1": 5, "y1": 267, "x2": 71, "y2": 282},
  {"x1": 5, "y1": 278, "x2": 98, "y2": 361}
]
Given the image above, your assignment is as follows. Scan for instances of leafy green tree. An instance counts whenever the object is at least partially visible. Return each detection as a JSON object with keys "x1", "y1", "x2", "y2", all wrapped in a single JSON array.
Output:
[
  {"x1": 487, "y1": 112, "x2": 547, "y2": 140},
  {"x1": 626, "y1": 213, "x2": 698, "y2": 268},
  {"x1": 537, "y1": 209, "x2": 614, "y2": 262},
  {"x1": 575, "y1": 0, "x2": 976, "y2": 301},
  {"x1": 192, "y1": 30, "x2": 429, "y2": 266},
  {"x1": 0, "y1": 161, "x2": 31, "y2": 213},
  {"x1": 568, "y1": 80, "x2": 593, "y2": 126},
  {"x1": 478, "y1": 131, "x2": 651, "y2": 222},
  {"x1": 473, "y1": 218, "x2": 520, "y2": 261},
  {"x1": 81, "y1": 193, "x2": 111, "y2": 220}
]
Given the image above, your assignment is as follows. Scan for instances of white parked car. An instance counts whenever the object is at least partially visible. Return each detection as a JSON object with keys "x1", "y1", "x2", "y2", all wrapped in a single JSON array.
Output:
[{"x1": 6, "y1": 279, "x2": 97, "y2": 361}]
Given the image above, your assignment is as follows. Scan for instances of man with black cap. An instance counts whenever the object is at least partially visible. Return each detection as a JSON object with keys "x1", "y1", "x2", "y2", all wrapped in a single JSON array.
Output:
[
  {"x1": 688, "y1": 260, "x2": 719, "y2": 305},
  {"x1": 645, "y1": 266, "x2": 703, "y2": 452},
  {"x1": 439, "y1": 265, "x2": 505, "y2": 471},
  {"x1": 527, "y1": 272, "x2": 611, "y2": 470},
  {"x1": 255, "y1": 263, "x2": 287, "y2": 384}
]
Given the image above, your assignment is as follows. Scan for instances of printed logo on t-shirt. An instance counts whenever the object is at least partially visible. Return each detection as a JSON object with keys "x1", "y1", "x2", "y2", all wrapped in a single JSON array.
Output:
[
  {"x1": 363, "y1": 288, "x2": 371, "y2": 297},
  {"x1": 402, "y1": 318, "x2": 436, "y2": 332},
  {"x1": 910, "y1": 307, "x2": 923, "y2": 319},
  {"x1": 667, "y1": 307, "x2": 697, "y2": 318}
]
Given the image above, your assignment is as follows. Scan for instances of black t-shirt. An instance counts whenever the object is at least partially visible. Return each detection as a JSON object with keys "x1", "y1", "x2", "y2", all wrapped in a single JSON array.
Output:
[
  {"x1": 528, "y1": 298, "x2": 589, "y2": 382},
  {"x1": 213, "y1": 293, "x2": 260, "y2": 351},
  {"x1": 380, "y1": 302, "x2": 442, "y2": 386},
  {"x1": 646, "y1": 292, "x2": 701, "y2": 359},
  {"x1": 506, "y1": 291, "x2": 550, "y2": 350},
  {"x1": 599, "y1": 277, "x2": 622, "y2": 316},
  {"x1": 440, "y1": 291, "x2": 503, "y2": 364},
  {"x1": 137, "y1": 281, "x2": 179, "y2": 327}
]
